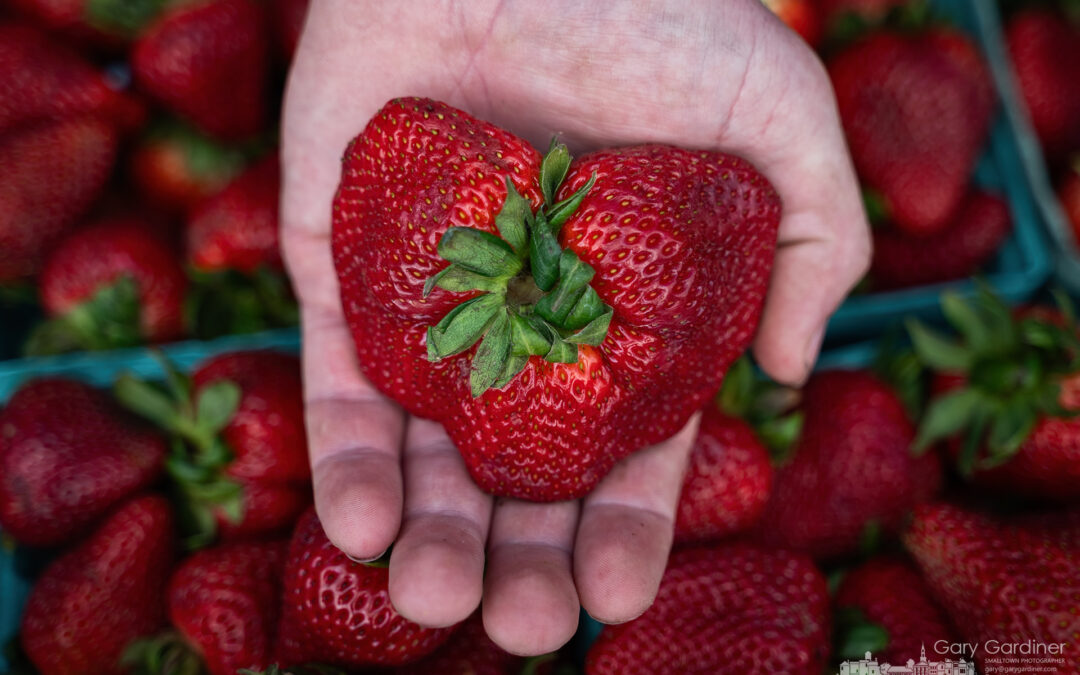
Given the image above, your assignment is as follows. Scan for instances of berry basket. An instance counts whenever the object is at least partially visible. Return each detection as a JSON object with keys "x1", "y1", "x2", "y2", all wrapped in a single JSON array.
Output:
[{"x1": 823, "y1": 0, "x2": 1052, "y2": 345}]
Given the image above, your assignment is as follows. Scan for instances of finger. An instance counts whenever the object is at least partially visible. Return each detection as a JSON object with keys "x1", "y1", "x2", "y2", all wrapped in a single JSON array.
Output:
[
  {"x1": 388, "y1": 418, "x2": 493, "y2": 628},
  {"x1": 483, "y1": 499, "x2": 581, "y2": 656},
  {"x1": 574, "y1": 414, "x2": 699, "y2": 624}
]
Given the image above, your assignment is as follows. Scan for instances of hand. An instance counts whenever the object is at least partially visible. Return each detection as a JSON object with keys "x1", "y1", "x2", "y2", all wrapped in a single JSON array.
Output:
[{"x1": 280, "y1": 0, "x2": 869, "y2": 656}]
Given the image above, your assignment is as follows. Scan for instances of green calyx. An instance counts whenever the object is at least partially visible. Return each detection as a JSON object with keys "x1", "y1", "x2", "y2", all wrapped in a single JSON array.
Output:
[
  {"x1": 114, "y1": 352, "x2": 244, "y2": 549},
  {"x1": 24, "y1": 276, "x2": 143, "y2": 356},
  {"x1": 185, "y1": 266, "x2": 299, "y2": 340},
  {"x1": 424, "y1": 140, "x2": 609, "y2": 397},
  {"x1": 717, "y1": 356, "x2": 806, "y2": 463},
  {"x1": 122, "y1": 632, "x2": 203, "y2": 675},
  {"x1": 907, "y1": 284, "x2": 1080, "y2": 474},
  {"x1": 86, "y1": 0, "x2": 167, "y2": 37},
  {"x1": 833, "y1": 607, "x2": 891, "y2": 662}
]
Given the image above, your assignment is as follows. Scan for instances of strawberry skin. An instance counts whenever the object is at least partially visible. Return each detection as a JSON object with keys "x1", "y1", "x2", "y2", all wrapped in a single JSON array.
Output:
[
  {"x1": 753, "y1": 370, "x2": 942, "y2": 559},
  {"x1": 674, "y1": 405, "x2": 772, "y2": 545},
  {"x1": 269, "y1": 0, "x2": 308, "y2": 60},
  {"x1": 169, "y1": 539, "x2": 288, "y2": 675},
  {"x1": 0, "y1": 378, "x2": 166, "y2": 547},
  {"x1": 399, "y1": 611, "x2": 522, "y2": 675},
  {"x1": 132, "y1": 0, "x2": 269, "y2": 140},
  {"x1": 1006, "y1": 10, "x2": 1080, "y2": 159},
  {"x1": 904, "y1": 503, "x2": 1080, "y2": 673},
  {"x1": 834, "y1": 556, "x2": 957, "y2": 665},
  {"x1": 278, "y1": 508, "x2": 455, "y2": 668},
  {"x1": 586, "y1": 544, "x2": 831, "y2": 675},
  {"x1": 39, "y1": 216, "x2": 188, "y2": 343},
  {"x1": 332, "y1": 97, "x2": 780, "y2": 501},
  {"x1": 829, "y1": 29, "x2": 993, "y2": 236},
  {"x1": 187, "y1": 154, "x2": 281, "y2": 272},
  {"x1": 0, "y1": 116, "x2": 118, "y2": 282},
  {"x1": 761, "y1": 0, "x2": 821, "y2": 47},
  {"x1": 871, "y1": 189, "x2": 1011, "y2": 289},
  {"x1": 20, "y1": 495, "x2": 175, "y2": 675}
]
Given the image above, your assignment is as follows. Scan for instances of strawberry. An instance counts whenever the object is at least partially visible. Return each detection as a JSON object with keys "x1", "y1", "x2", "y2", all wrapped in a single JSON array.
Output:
[
  {"x1": 673, "y1": 360, "x2": 775, "y2": 545},
  {"x1": 761, "y1": 0, "x2": 821, "y2": 47},
  {"x1": 269, "y1": 0, "x2": 308, "y2": 60},
  {"x1": 164, "y1": 539, "x2": 288, "y2": 675},
  {"x1": 908, "y1": 289, "x2": 1080, "y2": 502},
  {"x1": 132, "y1": 0, "x2": 269, "y2": 140},
  {"x1": 5, "y1": 0, "x2": 166, "y2": 45},
  {"x1": 0, "y1": 116, "x2": 118, "y2": 282},
  {"x1": 399, "y1": 611, "x2": 523, "y2": 675},
  {"x1": 20, "y1": 495, "x2": 175, "y2": 675},
  {"x1": 332, "y1": 97, "x2": 780, "y2": 501},
  {"x1": 1006, "y1": 9, "x2": 1080, "y2": 160},
  {"x1": 278, "y1": 508, "x2": 455, "y2": 668},
  {"x1": 833, "y1": 556, "x2": 957, "y2": 665},
  {"x1": 0, "y1": 22, "x2": 143, "y2": 134},
  {"x1": 829, "y1": 28, "x2": 994, "y2": 236},
  {"x1": 903, "y1": 503, "x2": 1080, "y2": 673},
  {"x1": 752, "y1": 370, "x2": 942, "y2": 560},
  {"x1": 817, "y1": 0, "x2": 913, "y2": 35},
  {"x1": 115, "y1": 350, "x2": 310, "y2": 546},
  {"x1": 129, "y1": 118, "x2": 249, "y2": 213},
  {"x1": 30, "y1": 216, "x2": 188, "y2": 353},
  {"x1": 1061, "y1": 160, "x2": 1080, "y2": 246},
  {"x1": 585, "y1": 544, "x2": 831, "y2": 674},
  {"x1": 870, "y1": 189, "x2": 1011, "y2": 289},
  {"x1": 0, "y1": 378, "x2": 166, "y2": 547}
]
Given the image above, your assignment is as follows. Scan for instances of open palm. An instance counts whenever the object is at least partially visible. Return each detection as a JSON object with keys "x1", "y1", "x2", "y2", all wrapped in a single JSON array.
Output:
[{"x1": 281, "y1": 0, "x2": 868, "y2": 656}]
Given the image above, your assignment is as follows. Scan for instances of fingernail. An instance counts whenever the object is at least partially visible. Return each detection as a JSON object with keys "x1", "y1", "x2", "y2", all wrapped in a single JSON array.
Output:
[
  {"x1": 345, "y1": 548, "x2": 388, "y2": 564},
  {"x1": 802, "y1": 325, "x2": 827, "y2": 379}
]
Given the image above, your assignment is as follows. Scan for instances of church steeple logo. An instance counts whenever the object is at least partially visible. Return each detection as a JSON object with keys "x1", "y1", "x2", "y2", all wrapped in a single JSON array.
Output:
[{"x1": 837, "y1": 645, "x2": 977, "y2": 674}]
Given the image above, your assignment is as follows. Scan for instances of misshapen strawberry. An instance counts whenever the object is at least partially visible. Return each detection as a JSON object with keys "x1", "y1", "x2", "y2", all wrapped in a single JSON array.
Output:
[
  {"x1": 0, "y1": 378, "x2": 166, "y2": 547},
  {"x1": 904, "y1": 503, "x2": 1080, "y2": 673},
  {"x1": 752, "y1": 370, "x2": 942, "y2": 560},
  {"x1": 585, "y1": 544, "x2": 831, "y2": 675},
  {"x1": 278, "y1": 508, "x2": 455, "y2": 669},
  {"x1": 333, "y1": 97, "x2": 780, "y2": 501},
  {"x1": 132, "y1": 0, "x2": 269, "y2": 140},
  {"x1": 20, "y1": 495, "x2": 175, "y2": 675},
  {"x1": 0, "y1": 116, "x2": 118, "y2": 282},
  {"x1": 829, "y1": 28, "x2": 993, "y2": 236}
]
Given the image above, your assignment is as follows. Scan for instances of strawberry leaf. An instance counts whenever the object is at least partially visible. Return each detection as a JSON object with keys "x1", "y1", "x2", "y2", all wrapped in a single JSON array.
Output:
[
  {"x1": 437, "y1": 227, "x2": 522, "y2": 278},
  {"x1": 912, "y1": 388, "x2": 985, "y2": 454},
  {"x1": 529, "y1": 213, "x2": 562, "y2": 292},
  {"x1": 540, "y1": 139, "x2": 571, "y2": 206},
  {"x1": 547, "y1": 172, "x2": 597, "y2": 232},
  {"x1": 563, "y1": 285, "x2": 607, "y2": 331},
  {"x1": 834, "y1": 607, "x2": 890, "y2": 661},
  {"x1": 564, "y1": 308, "x2": 613, "y2": 346},
  {"x1": 114, "y1": 376, "x2": 182, "y2": 431},
  {"x1": 426, "y1": 293, "x2": 504, "y2": 360},
  {"x1": 194, "y1": 380, "x2": 241, "y2": 437},
  {"x1": 509, "y1": 312, "x2": 552, "y2": 356},
  {"x1": 424, "y1": 264, "x2": 505, "y2": 297},
  {"x1": 534, "y1": 250, "x2": 595, "y2": 326},
  {"x1": 545, "y1": 335, "x2": 578, "y2": 364},
  {"x1": 470, "y1": 310, "x2": 512, "y2": 396},
  {"x1": 495, "y1": 178, "x2": 531, "y2": 255},
  {"x1": 907, "y1": 319, "x2": 974, "y2": 371}
]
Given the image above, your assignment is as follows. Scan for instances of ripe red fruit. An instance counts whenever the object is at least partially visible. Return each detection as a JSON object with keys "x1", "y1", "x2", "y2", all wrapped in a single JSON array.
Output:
[
  {"x1": 333, "y1": 97, "x2": 780, "y2": 501},
  {"x1": 269, "y1": 0, "x2": 308, "y2": 60},
  {"x1": 0, "y1": 22, "x2": 143, "y2": 134},
  {"x1": 187, "y1": 154, "x2": 281, "y2": 272},
  {"x1": 904, "y1": 503, "x2": 1080, "y2": 673},
  {"x1": 35, "y1": 216, "x2": 188, "y2": 350},
  {"x1": 278, "y1": 508, "x2": 455, "y2": 668},
  {"x1": 586, "y1": 544, "x2": 831, "y2": 675},
  {"x1": 0, "y1": 378, "x2": 166, "y2": 547},
  {"x1": 20, "y1": 495, "x2": 175, "y2": 675},
  {"x1": 871, "y1": 189, "x2": 1011, "y2": 289},
  {"x1": 761, "y1": 0, "x2": 821, "y2": 47},
  {"x1": 130, "y1": 120, "x2": 248, "y2": 212},
  {"x1": 673, "y1": 403, "x2": 773, "y2": 545},
  {"x1": 752, "y1": 370, "x2": 942, "y2": 559},
  {"x1": 1006, "y1": 10, "x2": 1080, "y2": 160},
  {"x1": 132, "y1": 0, "x2": 269, "y2": 140},
  {"x1": 0, "y1": 117, "x2": 118, "y2": 282},
  {"x1": 399, "y1": 611, "x2": 522, "y2": 675},
  {"x1": 115, "y1": 350, "x2": 310, "y2": 546},
  {"x1": 834, "y1": 557, "x2": 957, "y2": 665},
  {"x1": 168, "y1": 539, "x2": 288, "y2": 675},
  {"x1": 829, "y1": 29, "x2": 993, "y2": 236}
]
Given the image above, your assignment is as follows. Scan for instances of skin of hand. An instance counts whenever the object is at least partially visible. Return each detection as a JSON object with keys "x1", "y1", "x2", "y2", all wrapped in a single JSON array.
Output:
[{"x1": 281, "y1": 0, "x2": 870, "y2": 657}]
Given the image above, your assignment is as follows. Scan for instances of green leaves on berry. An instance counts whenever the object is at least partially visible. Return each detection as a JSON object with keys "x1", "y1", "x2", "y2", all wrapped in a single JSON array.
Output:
[
  {"x1": 424, "y1": 140, "x2": 611, "y2": 397},
  {"x1": 24, "y1": 275, "x2": 143, "y2": 356}
]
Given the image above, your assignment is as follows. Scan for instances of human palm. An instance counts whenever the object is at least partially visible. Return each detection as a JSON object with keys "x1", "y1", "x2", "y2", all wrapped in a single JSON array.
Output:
[{"x1": 281, "y1": 0, "x2": 868, "y2": 656}]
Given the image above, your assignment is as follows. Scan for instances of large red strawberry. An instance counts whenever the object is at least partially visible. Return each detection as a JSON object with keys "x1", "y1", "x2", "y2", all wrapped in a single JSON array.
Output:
[
  {"x1": 1006, "y1": 9, "x2": 1080, "y2": 160},
  {"x1": 908, "y1": 290, "x2": 1080, "y2": 502},
  {"x1": 278, "y1": 508, "x2": 455, "y2": 669},
  {"x1": 115, "y1": 350, "x2": 310, "y2": 547},
  {"x1": 0, "y1": 378, "x2": 166, "y2": 547},
  {"x1": 129, "y1": 118, "x2": 249, "y2": 213},
  {"x1": 0, "y1": 22, "x2": 142, "y2": 134},
  {"x1": 30, "y1": 216, "x2": 188, "y2": 352},
  {"x1": 132, "y1": 0, "x2": 269, "y2": 140},
  {"x1": 752, "y1": 370, "x2": 942, "y2": 560},
  {"x1": 834, "y1": 556, "x2": 957, "y2": 665},
  {"x1": 586, "y1": 544, "x2": 831, "y2": 674},
  {"x1": 20, "y1": 495, "x2": 175, "y2": 675},
  {"x1": 399, "y1": 611, "x2": 523, "y2": 675},
  {"x1": 332, "y1": 97, "x2": 780, "y2": 502},
  {"x1": 5, "y1": 0, "x2": 165, "y2": 45},
  {"x1": 0, "y1": 116, "x2": 118, "y2": 282},
  {"x1": 829, "y1": 28, "x2": 994, "y2": 236},
  {"x1": 871, "y1": 189, "x2": 1011, "y2": 289},
  {"x1": 904, "y1": 503, "x2": 1080, "y2": 673},
  {"x1": 163, "y1": 539, "x2": 288, "y2": 675}
]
